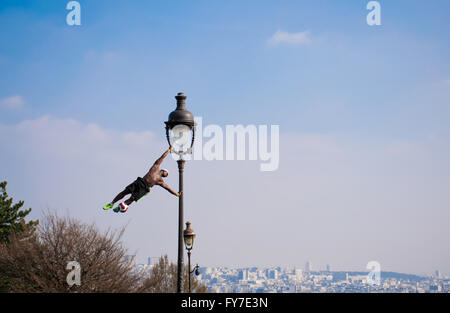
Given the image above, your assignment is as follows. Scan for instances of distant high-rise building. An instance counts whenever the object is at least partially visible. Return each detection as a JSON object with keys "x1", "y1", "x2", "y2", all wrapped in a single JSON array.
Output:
[
  {"x1": 270, "y1": 269, "x2": 278, "y2": 279},
  {"x1": 326, "y1": 264, "x2": 331, "y2": 272},
  {"x1": 238, "y1": 269, "x2": 248, "y2": 281},
  {"x1": 147, "y1": 256, "x2": 161, "y2": 266},
  {"x1": 295, "y1": 269, "x2": 303, "y2": 280},
  {"x1": 124, "y1": 255, "x2": 136, "y2": 266},
  {"x1": 147, "y1": 257, "x2": 157, "y2": 266},
  {"x1": 265, "y1": 269, "x2": 278, "y2": 279},
  {"x1": 435, "y1": 270, "x2": 441, "y2": 278},
  {"x1": 305, "y1": 261, "x2": 312, "y2": 272},
  {"x1": 258, "y1": 269, "x2": 266, "y2": 279}
]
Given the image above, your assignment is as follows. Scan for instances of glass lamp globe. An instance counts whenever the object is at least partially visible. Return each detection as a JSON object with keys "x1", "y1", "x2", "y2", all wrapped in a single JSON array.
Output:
[
  {"x1": 184, "y1": 235, "x2": 193, "y2": 250},
  {"x1": 171, "y1": 124, "x2": 191, "y2": 148}
]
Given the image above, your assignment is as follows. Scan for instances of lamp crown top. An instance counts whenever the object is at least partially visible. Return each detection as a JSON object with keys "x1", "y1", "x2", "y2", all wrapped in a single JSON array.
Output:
[
  {"x1": 175, "y1": 92, "x2": 187, "y2": 109},
  {"x1": 184, "y1": 221, "x2": 196, "y2": 236},
  {"x1": 165, "y1": 92, "x2": 195, "y2": 130}
]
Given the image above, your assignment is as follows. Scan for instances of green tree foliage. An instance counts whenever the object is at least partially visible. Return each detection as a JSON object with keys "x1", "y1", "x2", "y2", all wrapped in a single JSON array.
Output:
[{"x1": 0, "y1": 181, "x2": 39, "y2": 244}]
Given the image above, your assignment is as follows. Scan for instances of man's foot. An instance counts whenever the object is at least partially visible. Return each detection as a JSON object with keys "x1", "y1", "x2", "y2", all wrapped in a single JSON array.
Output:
[
  {"x1": 103, "y1": 203, "x2": 114, "y2": 210},
  {"x1": 113, "y1": 206, "x2": 120, "y2": 213}
]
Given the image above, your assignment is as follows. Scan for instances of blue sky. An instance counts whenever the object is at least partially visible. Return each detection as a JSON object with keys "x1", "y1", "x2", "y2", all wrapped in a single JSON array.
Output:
[
  {"x1": 1, "y1": 0, "x2": 449, "y2": 134},
  {"x1": 1, "y1": 1, "x2": 450, "y2": 274}
]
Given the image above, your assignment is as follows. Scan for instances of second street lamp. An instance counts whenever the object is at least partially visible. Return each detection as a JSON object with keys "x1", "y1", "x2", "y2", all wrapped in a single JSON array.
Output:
[
  {"x1": 165, "y1": 92, "x2": 196, "y2": 293},
  {"x1": 183, "y1": 221, "x2": 199, "y2": 293},
  {"x1": 183, "y1": 221, "x2": 196, "y2": 250}
]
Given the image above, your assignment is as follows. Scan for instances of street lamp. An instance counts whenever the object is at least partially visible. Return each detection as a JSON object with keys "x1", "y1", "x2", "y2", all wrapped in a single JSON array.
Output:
[
  {"x1": 164, "y1": 92, "x2": 196, "y2": 156},
  {"x1": 165, "y1": 92, "x2": 196, "y2": 293},
  {"x1": 184, "y1": 221, "x2": 200, "y2": 293}
]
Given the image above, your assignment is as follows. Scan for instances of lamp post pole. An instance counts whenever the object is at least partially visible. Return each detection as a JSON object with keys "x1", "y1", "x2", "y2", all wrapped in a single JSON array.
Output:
[
  {"x1": 187, "y1": 249, "x2": 192, "y2": 292},
  {"x1": 177, "y1": 159, "x2": 185, "y2": 293},
  {"x1": 165, "y1": 92, "x2": 195, "y2": 293}
]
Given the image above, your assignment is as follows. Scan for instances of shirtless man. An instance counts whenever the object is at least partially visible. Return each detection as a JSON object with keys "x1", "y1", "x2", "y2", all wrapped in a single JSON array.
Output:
[{"x1": 103, "y1": 147, "x2": 180, "y2": 213}]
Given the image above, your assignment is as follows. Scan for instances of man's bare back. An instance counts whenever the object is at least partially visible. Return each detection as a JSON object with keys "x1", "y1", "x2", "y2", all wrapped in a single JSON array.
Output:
[{"x1": 143, "y1": 148, "x2": 177, "y2": 195}]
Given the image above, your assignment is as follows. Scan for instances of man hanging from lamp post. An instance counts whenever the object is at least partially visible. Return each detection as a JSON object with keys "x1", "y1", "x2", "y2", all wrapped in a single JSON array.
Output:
[{"x1": 102, "y1": 147, "x2": 181, "y2": 213}]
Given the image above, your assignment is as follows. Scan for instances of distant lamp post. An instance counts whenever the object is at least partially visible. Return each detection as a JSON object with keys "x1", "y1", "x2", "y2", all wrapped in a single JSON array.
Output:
[
  {"x1": 183, "y1": 221, "x2": 200, "y2": 293},
  {"x1": 165, "y1": 92, "x2": 196, "y2": 293}
]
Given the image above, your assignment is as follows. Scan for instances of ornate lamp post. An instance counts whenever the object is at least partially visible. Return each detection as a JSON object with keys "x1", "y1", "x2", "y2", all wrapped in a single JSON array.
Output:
[
  {"x1": 183, "y1": 221, "x2": 200, "y2": 293},
  {"x1": 164, "y1": 92, "x2": 196, "y2": 293}
]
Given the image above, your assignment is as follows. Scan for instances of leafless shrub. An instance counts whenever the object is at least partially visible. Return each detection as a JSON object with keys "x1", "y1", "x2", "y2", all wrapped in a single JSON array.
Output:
[
  {"x1": 139, "y1": 255, "x2": 208, "y2": 293},
  {"x1": 0, "y1": 213, "x2": 141, "y2": 293}
]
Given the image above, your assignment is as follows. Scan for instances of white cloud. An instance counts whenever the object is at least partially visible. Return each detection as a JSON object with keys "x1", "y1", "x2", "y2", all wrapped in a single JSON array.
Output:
[
  {"x1": 268, "y1": 30, "x2": 312, "y2": 45},
  {"x1": 1, "y1": 116, "x2": 450, "y2": 274},
  {"x1": 0, "y1": 95, "x2": 25, "y2": 110}
]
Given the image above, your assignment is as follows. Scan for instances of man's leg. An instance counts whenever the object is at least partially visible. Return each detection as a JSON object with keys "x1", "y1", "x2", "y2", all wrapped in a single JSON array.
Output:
[
  {"x1": 112, "y1": 189, "x2": 130, "y2": 204},
  {"x1": 124, "y1": 196, "x2": 135, "y2": 206},
  {"x1": 103, "y1": 189, "x2": 130, "y2": 210}
]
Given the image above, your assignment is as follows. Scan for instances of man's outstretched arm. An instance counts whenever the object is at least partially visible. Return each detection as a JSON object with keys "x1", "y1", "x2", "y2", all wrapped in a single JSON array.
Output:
[
  {"x1": 154, "y1": 147, "x2": 173, "y2": 166},
  {"x1": 160, "y1": 182, "x2": 181, "y2": 197}
]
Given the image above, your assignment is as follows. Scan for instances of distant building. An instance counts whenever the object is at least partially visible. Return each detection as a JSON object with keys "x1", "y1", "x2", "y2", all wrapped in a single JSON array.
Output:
[
  {"x1": 435, "y1": 270, "x2": 441, "y2": 278},
  {"x1": 429, "y1": 284, "x2": 442, "y2": 292},
  {"x1": 305, "y1": 261, "x2": 312, "y2": 272},
  {"x1": 295, "y1": 269, "x2": 303, "y2": 280},
  {"x1": 266, "y1": 269, "x2": 278, "y2": 279},
  {"x1": 326, "y1": 264, "x2": 331, "y2": 272},
  {"x1": 147, "y1": 257, "x2": 159, "y2": 266},
  {"x1": 257, "y1": 269, "x2": 266, "y2": 279},
  {"x1": 124, "y1": 255, "x2": 136, "y2": 267},
  {"x1": 238, "y1": 269, "x2": 248, "y2": 281}
]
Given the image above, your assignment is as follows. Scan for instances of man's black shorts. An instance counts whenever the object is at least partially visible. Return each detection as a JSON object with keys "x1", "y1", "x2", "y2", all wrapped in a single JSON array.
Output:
[{"x1": 125, "y1": 177, "x2": 150, "y2": 202}]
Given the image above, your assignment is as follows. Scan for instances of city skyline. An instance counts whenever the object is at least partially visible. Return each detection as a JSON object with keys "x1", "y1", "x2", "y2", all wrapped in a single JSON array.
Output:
[
  {"x1": 130, "y1": 258, "x2": 448, "y2": 293},
  {"x1": 135, "y1": 255, "x2": 446, "y2": 278}
]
